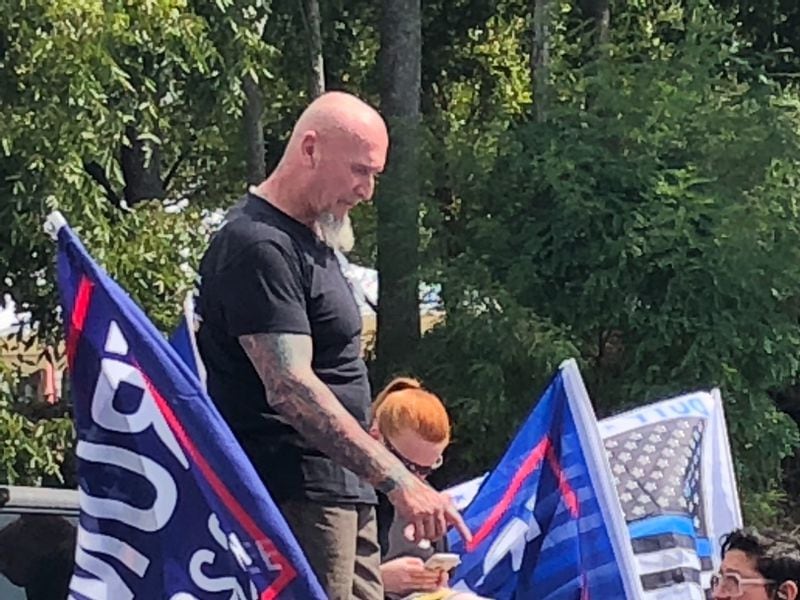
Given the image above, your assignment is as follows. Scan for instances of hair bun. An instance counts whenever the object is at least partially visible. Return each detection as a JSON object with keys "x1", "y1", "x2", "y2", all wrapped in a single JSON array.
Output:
[
  {"x1": 382, "y1": 377, "x2": 422, "y2": 395},
  {"x1": 373, "y1": 376, "x2": 424, "y2": 412}
]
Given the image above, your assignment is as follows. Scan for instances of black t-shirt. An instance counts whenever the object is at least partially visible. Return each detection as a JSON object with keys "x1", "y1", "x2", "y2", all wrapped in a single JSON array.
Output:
[{"x1": 196, "y1": 192, "x2": 376, "y2": 505}]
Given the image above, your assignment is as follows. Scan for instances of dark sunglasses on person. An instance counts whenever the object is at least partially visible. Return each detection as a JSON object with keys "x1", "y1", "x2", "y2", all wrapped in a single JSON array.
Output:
[{"x1": 384, "y1": 436, "x2": 443, "y2": 478}]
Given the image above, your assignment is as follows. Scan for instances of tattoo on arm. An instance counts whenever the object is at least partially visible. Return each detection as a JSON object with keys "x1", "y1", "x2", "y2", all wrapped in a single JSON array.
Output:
[{"x1": 239, "y1": 333, "x2": 412, "y2": 493}]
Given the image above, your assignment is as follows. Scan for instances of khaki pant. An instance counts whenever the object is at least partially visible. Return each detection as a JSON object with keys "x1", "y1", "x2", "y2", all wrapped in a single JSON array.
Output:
[{"x1": 279, "y1": 499, "x2": 384, "y2": 600}]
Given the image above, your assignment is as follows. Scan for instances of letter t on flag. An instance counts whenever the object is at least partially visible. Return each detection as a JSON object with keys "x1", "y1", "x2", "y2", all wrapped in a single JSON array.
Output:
[
  {"x1": 447, "y1": 359, "x2": 644, "y2": 600},
  {"x1": 46, "y1": 212, "x2": 326, "y2": 600}
]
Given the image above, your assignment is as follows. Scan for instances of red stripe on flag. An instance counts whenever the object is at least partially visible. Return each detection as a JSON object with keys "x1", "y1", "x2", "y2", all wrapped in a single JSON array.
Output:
[
  {"x1": 143, "y1": 376, "x2": 297, "y2": 600},
  {"x1": 546, "y1": 445, "x2": 579, "y2": 518},
  {"x1": 66, "y1": 276, "x2": 94, "y2": 369},
  {"x1": 466, "y1": 436, "x2": 550, "y2": 552}
]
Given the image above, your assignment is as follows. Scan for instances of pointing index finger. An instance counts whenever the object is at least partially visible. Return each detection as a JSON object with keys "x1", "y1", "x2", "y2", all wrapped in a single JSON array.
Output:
[{"x1": 446, "y1": 505, "x2": 472, "y2": 543}]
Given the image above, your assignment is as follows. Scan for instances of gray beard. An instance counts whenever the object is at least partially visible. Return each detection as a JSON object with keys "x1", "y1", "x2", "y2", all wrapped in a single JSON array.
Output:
[{"x1": 317, "y1": 212, "x2": 355, "y2": 253}]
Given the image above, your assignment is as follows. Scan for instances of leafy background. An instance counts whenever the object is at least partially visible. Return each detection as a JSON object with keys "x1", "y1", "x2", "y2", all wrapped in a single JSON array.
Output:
[{"x1": 2, "y1": 0, "x2": 800, "y2": 526}]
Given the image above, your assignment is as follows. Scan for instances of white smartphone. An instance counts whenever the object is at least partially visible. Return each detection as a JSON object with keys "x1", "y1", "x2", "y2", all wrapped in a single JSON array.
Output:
[{"x1": 424, "y1": 552, "x2": 462, "y2": 572}]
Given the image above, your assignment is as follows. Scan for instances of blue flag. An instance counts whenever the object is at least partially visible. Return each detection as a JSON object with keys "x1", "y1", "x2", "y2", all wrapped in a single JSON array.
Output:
[
  {"x1": 50, "y1": 212, "x2": 325, "y2": 600},
  {"x1": 168, "y1": 291, "x2": 206, "y2": 390},
  {"x1": 447, "y1": 360, "x2": 642, "y2": 600}
]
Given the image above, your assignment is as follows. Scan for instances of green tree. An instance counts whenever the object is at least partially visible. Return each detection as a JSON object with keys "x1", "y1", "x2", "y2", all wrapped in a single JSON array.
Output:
[
  {"x1": 0, "y1": 365, "x2": 74, "y2": 486},
  {"x1": 713, "y1": 0, "x2": 800, "y2": 81},
  {"x1": 0, "y1": 0, "x2": 279, "y2": 484},
  {"x1": 425, "y1": 2, "x2": 800, "y2": 520},
  {"x1": 0, "y1": 0, "x2": 277, "y2": 333},
  {"x1": 300, "y1": 0, "x2": 326, "y2": 97}
]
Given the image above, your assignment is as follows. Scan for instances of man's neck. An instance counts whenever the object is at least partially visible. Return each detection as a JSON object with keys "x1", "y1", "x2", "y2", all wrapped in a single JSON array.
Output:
[{"x1": 251, "y1": 174, "x2": 316, "y2": 230}]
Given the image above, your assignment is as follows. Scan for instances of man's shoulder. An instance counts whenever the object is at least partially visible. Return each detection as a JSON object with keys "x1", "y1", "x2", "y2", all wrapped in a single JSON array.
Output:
[
  {"x1": 199, "y1": 219, "x2": 302, "y2": 293},
  {"x1": 209, "y1": 202, "x2": 302, "y2": 264},
  {"x1": 219, "y1": 198, "x2": 296, "y2": 245},
  {"x1": 218, "y1": 215, "x2": 296, "y2": 251}
]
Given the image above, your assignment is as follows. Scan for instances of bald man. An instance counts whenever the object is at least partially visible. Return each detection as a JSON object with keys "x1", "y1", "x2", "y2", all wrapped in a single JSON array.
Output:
[{"x1": 196, "y1": 92, "x2": 470, "y2": 600}]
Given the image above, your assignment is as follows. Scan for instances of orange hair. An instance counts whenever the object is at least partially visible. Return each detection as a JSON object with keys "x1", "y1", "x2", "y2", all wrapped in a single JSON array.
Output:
[{"x1": 372, "y1": 377, "x2": 451, "y2": 444}]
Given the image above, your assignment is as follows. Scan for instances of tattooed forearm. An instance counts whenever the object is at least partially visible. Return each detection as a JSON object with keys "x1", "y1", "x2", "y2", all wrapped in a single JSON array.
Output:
[{"x1": 239, "y1": 333, "x2": 412, "y2": 493}]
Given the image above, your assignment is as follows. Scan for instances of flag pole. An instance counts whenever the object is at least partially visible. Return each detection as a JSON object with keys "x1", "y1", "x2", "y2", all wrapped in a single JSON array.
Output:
[
  {"x1": 44, "y1": 210, "x2": 67, "y2": 241},
  {"x1": 560, "y1": 358, "x2": 646, "y2": 599}
]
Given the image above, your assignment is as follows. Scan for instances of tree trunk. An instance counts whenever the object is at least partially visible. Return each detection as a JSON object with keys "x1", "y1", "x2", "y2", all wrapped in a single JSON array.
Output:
[
  {"x1": 531, "y1": 0, "x2": 550, "y2": 123},
  {"x1": 242, "y1": 74, "x2": 266, "y2": 185},
  {"x1": 581, "y1": 0, "x2": 610, "y2": 44},
  {"x1": 594, "y1": 0, "x2": 610, "y2": 44},
  {"x1": 300, "y1": 0, "x2": 325, "y2": 98},
  {"x1": 589, "y1": 0, "x2": 611, "y2": 44},
  {"x1": 375, "y1": 0, "x2": 422, "y2": 383},
  {"x1": 120, "y1": 125, "x2": 165, "y2": 205}
]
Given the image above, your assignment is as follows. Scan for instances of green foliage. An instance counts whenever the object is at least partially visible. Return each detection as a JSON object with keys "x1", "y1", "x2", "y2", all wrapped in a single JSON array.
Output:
[
  {"x1": 0, "y1": 0, "x2": 278, "y2": 485},
  {"x1": 711, "y1": 0, "x2": 800, "y2": 80},
  {"x1": 739, "y1": 486, "x2": 795, "y2": 530},
  {"x1": 0, "y1": 369, "x2": 74, "y2": 486},
  {"x1": 425, "y1": 0, "x2": 800, "y2": 501},
  {"x1": 1, "y1": 0, "x2": 799, "y2": 529},
  {"x1": 0, "y1": 0, "x2": 277, "y2": 335},
  {"x1": 415, "y1": 287, "x2": 579, "y2": 486},
  {"x1": 77, "y1": 203, "x2": 213, "y2": 331}
]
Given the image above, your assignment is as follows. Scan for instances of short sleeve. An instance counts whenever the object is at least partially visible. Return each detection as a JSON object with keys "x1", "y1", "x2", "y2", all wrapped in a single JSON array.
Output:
[{"x1": 218, "y1": 240, "x2": 311, "y2": 337}]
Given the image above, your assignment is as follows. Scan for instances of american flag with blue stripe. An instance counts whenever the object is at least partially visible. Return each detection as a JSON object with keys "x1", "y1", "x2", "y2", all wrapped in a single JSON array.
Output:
[
  {"x1": 597, "y1": 390, "x2": 743, "y2": 600},
  {"x1": 605, "y1": 415, "x2": 715, "y2": 598},
  {"x1": 447, "y1": 360, "x2": 642, "y2": 599}
]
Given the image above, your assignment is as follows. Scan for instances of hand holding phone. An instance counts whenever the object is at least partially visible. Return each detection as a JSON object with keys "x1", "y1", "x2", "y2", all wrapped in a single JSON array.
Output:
[{"x1": 424, "y1": 552, "x2": 461, "y2": 572}]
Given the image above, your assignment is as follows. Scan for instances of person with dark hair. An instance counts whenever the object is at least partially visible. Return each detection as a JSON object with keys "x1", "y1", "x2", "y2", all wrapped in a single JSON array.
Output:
[
  {"x1": 713, "y1": 527, "x2": 800, "y2": 600},
  {"x1": 0, "y1": 514, "x2": 76, "y2": 600}
]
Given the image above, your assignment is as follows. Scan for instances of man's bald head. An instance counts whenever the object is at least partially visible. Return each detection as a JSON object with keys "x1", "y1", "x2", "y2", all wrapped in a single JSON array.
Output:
[
  {"x1": 286, "y1": 91, "x2": 388, "y2": 158},
  {"x1": 258, "y1": 91, "x2": 388, "y2": 246}
]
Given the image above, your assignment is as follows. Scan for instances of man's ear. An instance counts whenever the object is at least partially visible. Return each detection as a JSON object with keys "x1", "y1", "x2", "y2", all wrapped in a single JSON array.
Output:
[
  {"x1": 776, "y1": 580, "x2": 798, "y2": 600},
  {"x1": 300, "y1": 131, "x2": 318, "y2": 167}
]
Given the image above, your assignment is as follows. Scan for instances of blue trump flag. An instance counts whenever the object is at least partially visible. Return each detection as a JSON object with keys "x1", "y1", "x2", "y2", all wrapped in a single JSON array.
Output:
[
  {"x1": 47, "y1": 212, "x2": 325, "y2": 600},
  {"x1": 447, "y1": 359, "x2": 643, "y2": 600}
]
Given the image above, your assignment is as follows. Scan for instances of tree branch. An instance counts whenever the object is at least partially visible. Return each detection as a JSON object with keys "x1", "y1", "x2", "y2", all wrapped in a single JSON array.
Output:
[
  {"x1": 163, "y1": 152, "x2": 187, "y2": 193},
  {"x1": 83, "y1": 160, "x2": 124, "y2": 210}
]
